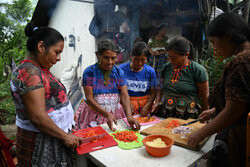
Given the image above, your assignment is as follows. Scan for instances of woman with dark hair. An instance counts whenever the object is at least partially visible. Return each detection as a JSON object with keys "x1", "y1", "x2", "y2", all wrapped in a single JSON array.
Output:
[
  {"x1": 10, "y1": 22, "x2": 81, "y2": 166},
  {"x1": 188, "y1": 12, "x2": 250, "y2": 167},
  {"x1": 147, "y1": 23, "x2": 169, "y2": 78},
  {"x1": 75, "y1": 39, "x2": 140, "y2": 131},
  {"x1": 119, "y1": 41, "x2": 157, "y2": 116},
  {"x1": 153, "y1": 36, "x2": 209, "y2": 119}
]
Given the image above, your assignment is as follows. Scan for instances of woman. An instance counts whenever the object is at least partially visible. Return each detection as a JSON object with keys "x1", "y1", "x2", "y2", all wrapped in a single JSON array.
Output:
[
  {"x1": 148, "y1": 23, "x2": 169, "y2": 78},
  {"x1": 187, "y1": 12, "x2": 250, "y2": 167},
  {"x1": 75, "y1": 39, "x2": 140, "y2": 131},
  {"x1": 10, "y1": 22, "x2": 81, "y2": 166},
  {"x1": 153, "y1": 36, "x2": 209, "y2": 119},
  {"x1": 119, "y1": 41, "x2": 157, "y2": 116}
]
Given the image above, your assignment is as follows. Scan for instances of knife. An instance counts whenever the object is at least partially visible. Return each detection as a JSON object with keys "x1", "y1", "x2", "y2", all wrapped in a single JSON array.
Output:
[
  {"x1": 80, "y1": 133, "x2": 107, "y2": 144},
  {"x1": 180, "y1": 118, "x2": 202, "y2": 126},
  {"x1": 146, "y1": 110, "x2": 155, "y2": 121}
]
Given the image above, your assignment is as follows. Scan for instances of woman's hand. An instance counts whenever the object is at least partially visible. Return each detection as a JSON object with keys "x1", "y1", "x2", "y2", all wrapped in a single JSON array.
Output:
[
  {"x1": 187, "y1": 129, "x2": 205, "y2": 148},
  {"x1": 140, "y1": 106, "x2": 150, "y2": 117},
  {"x1": 106, "y1": 112, "x2": 117, "y2": 131},
  {"x1": 199, "y1": 108, "x2": 216, "y2": 121},
  {"x1": 130, "y1": 103, "x2": 135, "y2": 115},
  {"x1": 153, "y1": 51, "x2": 160, "y2": 56},
  {"x1": 63, "y1": 134, "x2": 82, "y2": 148},
  {"x1": 151, "y1": 102, "x2": 159, "y2": 114},
  {"x1": 127, "y1": 117, "x2": 140, "y2": 131}
]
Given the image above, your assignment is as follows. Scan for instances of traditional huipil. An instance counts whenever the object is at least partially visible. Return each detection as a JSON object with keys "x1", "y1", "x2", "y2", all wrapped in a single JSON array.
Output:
[
  {"x1": 147, "y1": 35, "x2": 169, "y2": 78},
  {"x1": 10, "y1": 60, "x2": 74, "y2": 166},
  {"x1": 208, "y1": 44, "x2": 250, "y2": 167},
  {"x1": 157, "y1": 60, "x2": 208, "y2": 119}
]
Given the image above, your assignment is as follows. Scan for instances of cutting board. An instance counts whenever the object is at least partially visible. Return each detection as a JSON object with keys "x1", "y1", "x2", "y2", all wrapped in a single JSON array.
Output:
[
  {"x1": 110, "y1": 130, "x2": 143, "y2": 150},
  {"x1": 140, "y1": 117, "x2": 208, "y2": 150},
  {"x1": 122, "y1": 116, "x2": 161, "y2": 126},
  {"x1": 73, "y1": 126, "x2": 118, "y2": 154}
]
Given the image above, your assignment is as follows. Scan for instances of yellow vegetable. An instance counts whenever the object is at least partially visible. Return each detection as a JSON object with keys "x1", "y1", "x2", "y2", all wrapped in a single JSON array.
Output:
[{"x1": 146, "y1": 138, "x2": 167, "y2": 148}]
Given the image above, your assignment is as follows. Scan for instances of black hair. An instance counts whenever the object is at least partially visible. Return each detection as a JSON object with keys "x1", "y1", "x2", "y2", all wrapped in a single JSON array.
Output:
[
  {"x1": 25, "y1": 22, "x2": 64, "y2": 54},
  {"x1": 96, "y1": 39, "x2": 120, "y2": 56},
  {"x1": 166, "y1": 36, "x2": 194, "y2": 60},
  {"x1": 208, "y1": 12, "x2": 250, "y2": 44},
  {"x1": 133, "y1": 36, "x2": 144, "y2": 44},
  {"x1": 156, "y1": 23, "x2": 168, "y2": 34},
  {"x1": 131, "y1": 41, "x2": 150, "y2": 57}
]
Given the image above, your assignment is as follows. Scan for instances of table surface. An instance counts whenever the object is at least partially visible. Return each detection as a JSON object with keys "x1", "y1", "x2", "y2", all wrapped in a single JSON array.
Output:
[{"x1": 77, "y1": 118, "x2": 215, "y2": 167}]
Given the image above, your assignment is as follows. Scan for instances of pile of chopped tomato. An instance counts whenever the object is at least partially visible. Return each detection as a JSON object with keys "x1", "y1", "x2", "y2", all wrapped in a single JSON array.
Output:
[
  {"x1": 135, "y1": 116, "x2": 155, "y2": 123},
  {"x1": 113, "y1": 131, "x2": 138, "y2": 143},
  {"x1": 79, "y1": 130, "x2": 98, "y2": 142},
  {"x1": 80, "y1": 129, "x2": 96, "y2": 138},
  {"x1": 166, "y1": 120, "x2": 180, "y2": 128}
]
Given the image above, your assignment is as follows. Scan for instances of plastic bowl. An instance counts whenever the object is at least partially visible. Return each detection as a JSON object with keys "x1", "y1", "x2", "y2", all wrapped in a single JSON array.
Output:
[{"x1": 142, "y1": 134, "x2": 174, "y2": 157}]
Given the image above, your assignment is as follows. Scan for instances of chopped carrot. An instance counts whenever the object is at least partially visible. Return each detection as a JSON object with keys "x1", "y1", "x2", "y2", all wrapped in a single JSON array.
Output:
[
  {"x1": 79, "y1": 129, "x2": 99, "y2": 142},
  {"x1": 80, "y1": 129, "x2": 96, "y2": 138},
  {"x1": 166, "y1": 120, "x2": 180, "y2": 128},
  {"x1": 113, "y1": 131, "x2": 138, "y2": 143},
  {"x1": 135, "y1": 117, "x2": 155, "y2": 123}
]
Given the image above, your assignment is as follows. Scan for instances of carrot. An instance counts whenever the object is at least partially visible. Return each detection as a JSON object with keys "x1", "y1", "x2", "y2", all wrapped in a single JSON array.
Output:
[
  {"x1": 113, "y1": 131, "x2": 138, "y2": 143},
  {"x1": 80, "y1": 129, "x2": 96, "y2": 138},
  {"x1": 135, "y1": 117, "x2": 155, "y2": 123},
  {"x1": 166, "y1": 120, "x2": 180, "y2": 128},
  {"x1": 80, "y1": 129, "x2": 100, "y2": 142}
]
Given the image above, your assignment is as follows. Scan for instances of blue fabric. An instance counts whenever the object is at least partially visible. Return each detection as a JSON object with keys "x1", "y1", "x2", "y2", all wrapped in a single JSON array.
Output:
[
  {"x1": 119, "y1": 63, "x2": 157, "y2": 97},
  {"x1": 82, "y1": 63, "x2": 127, "y2": 95}
]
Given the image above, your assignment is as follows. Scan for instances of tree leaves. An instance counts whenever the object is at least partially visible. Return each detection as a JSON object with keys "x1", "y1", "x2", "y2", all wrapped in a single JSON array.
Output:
[{"x1": 0, "y1": 0, "x2": 36, "y2": 124}]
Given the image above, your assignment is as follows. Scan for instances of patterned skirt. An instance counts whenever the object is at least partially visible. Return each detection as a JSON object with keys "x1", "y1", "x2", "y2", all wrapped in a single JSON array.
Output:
[
  {"x1": 130, "y1": 95, "x2": 150, "y2": 115},
  {"x1": 16, "y1": 127, "x2": 74, "y2": 167},
  {"x1": 75, "y1": 93, "x2": 126, "y2": 130}
]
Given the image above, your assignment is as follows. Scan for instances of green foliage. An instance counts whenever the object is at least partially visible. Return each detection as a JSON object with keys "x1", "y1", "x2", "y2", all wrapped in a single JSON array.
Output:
[
  {"x1": 6, "y1": 0, "x2": 32, "y2": 23},
  {"x1": 0, "y1": 0, "x2": 36, "y2": 124},
  {"x1": 0, "y1": 79, "x2": 16, "y2": 124},
  {"x1": 198, "y1": 45, "x2": 232, "y2": 90}
]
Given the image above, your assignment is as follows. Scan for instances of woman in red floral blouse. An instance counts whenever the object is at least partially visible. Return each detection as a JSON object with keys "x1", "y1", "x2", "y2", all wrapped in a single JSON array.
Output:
[{"x1": 10, "y1": 22, "x2": 82, "y2": 167}]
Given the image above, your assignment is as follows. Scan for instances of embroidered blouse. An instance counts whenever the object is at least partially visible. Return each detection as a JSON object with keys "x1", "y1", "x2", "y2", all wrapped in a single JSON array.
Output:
[
  {"x1": 10, "y1": 60, "x2": 74, "y2": 132},
  {"x1": 160, "y1": 60, "x2": 208, "y2": 100},
  {"x1": 82, "y1": 63, "x2": 127, "y2": 95}
]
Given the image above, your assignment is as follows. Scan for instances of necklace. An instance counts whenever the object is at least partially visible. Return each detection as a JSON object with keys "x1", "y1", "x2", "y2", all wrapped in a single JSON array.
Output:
[
  {"x1": 97, "y1": 64, "x2": 111, "y2": 86},
  {"x1": 171, "y1": 60, "x2": 190, "y2": 83}
]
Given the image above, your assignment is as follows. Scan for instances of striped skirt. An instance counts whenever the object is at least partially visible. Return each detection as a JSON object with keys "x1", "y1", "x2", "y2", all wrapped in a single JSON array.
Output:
[
  {"x1": 16, "y1": 127, "x2": 74, "y2": 167},
  {"x1": 130, "y1": 95, "x2": 150, "y2": 115}
]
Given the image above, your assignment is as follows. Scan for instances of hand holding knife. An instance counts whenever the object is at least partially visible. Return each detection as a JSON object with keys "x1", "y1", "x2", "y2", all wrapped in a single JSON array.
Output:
[
  {"x1": 80, "y1": 133, "x2": 107, "y2": 144},
  {"x1": 180, "y1": 118, "x2": 202, "y2": 126},
  {"x1": 146, "y1": 110, "x2": 155, "y2": 121}
]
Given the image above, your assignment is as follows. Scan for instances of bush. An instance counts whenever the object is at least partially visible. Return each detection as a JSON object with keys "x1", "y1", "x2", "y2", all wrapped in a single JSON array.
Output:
[
  {"x1": 0, "y1": 79, "x2": 16, "y2": 124},
  {"x1": 198, "y1": 46, "x2": 232, "y2": 90}
]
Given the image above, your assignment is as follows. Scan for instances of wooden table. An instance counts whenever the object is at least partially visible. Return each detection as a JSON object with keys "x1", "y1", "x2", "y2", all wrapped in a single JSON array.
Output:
[{"x1": 76, "y1": 118, "x2": 215, "y2": 167}]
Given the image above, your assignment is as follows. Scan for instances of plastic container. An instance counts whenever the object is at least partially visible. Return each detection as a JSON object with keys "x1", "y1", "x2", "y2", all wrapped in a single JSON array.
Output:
[{"x1": 142, "y1": 134, "x2": 174, "y2": 157}]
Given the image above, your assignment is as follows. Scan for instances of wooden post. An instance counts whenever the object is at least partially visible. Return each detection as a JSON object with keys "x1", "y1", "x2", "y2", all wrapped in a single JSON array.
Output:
[
  {"x1": 247, "y1": 112, "x2": 250, "y2": 167},
  {"x1": 226, "y1": 0, "x2": 231, "y2": 11},
  {"x1": 244, "y1": 0, "x2": 250, "y2": 23}
]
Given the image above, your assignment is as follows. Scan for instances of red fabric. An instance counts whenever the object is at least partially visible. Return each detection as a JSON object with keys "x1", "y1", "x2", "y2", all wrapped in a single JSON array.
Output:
[{"x1": 0, "y1": 128, "x2": 15, "y2": 167}]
